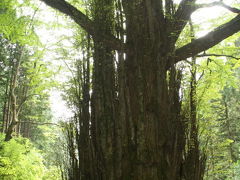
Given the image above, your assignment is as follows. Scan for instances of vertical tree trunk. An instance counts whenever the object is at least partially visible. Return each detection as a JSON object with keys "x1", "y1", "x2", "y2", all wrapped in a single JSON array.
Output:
[
  {"x1": 5, "y1": 46, "x2": 23, "y2": 141},
  {"x1": 39, "y1": 0, "x2": 240, "y2": 179},
  {"x1": 182, "y1": 21, "x2": 206, "y2": 180},
  {"x1": 2, "y1": 77, "x2": 10, "y2": 133},
  {"x1": 76, "y1": 37, "x2": 92, "y2": 180},
  {"x1": 120, "y1": 1, "x2": 185, "y2": 179},
  {"x1": 223, "y1": 95, "x2": 237, "y2": 162},
  {"x1": 2, "y1": 66, "x2": 14, "y2": 134},
  {"x1": 183, "y1": 56, "x2": 205, "y2": 180},
  {"x1": 90, "y1": 1, "x2": 117, "y2": 179}
]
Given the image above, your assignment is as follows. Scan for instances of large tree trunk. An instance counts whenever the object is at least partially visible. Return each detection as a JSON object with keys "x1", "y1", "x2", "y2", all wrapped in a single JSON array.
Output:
[
  {"x1": 119, "y1": 2, "x2": 185, "y2": 179},
  {"x1": 90, "y1": 1, "x2": 117, "y2": 179},
  {"x1": 39, "y1": 0, "x2": 240, "y2": 179}
]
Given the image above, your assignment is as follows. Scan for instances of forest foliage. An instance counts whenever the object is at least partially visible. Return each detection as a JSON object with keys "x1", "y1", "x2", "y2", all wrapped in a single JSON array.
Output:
[{"x1": 0, "y1": 0, "x2": 61, "y2": 179}]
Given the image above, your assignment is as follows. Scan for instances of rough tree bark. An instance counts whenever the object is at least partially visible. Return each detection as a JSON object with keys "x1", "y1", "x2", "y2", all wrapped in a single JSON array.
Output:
[{"x1": 39, "y1": 0, "x2": 240, "y2": 179}]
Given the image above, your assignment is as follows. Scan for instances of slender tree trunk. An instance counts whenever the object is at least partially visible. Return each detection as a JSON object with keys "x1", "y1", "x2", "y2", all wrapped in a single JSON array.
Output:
[
  {"x1": 5, "y1": 46, "x2": 23, "y2": 141},
  {"x1": 182, "y1": 20, "x2": 206, "y2": 180},
  {"x1": 77, "y1": 39, "x2": 91, "y2": 180},
  {"x1": 3, "y1": 67, "x2": 14, "y2": 134},
  {"x1": 2, "y1": 77, "x2": 10, "y2": 133},
  {"x1": 183, "y1": 56, "x2": 205, "y2": 180},
  {"x1": 223, "y1": 95, "x2": 236, "y2": 162}
]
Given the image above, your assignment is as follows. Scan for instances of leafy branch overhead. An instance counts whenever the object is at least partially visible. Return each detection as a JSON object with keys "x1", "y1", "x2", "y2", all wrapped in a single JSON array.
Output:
[
  {"x1": 40, "y1": 0, "x2": 240, "y2": 61},
  {"x1": 175, "y1": 15, "x2": 240, "y2": 62}
]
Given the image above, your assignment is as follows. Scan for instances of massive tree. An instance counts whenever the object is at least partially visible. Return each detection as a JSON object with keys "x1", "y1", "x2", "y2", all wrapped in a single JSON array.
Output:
[{"x1": 39, "y1": 0, "x2": 240, "y2": 179}]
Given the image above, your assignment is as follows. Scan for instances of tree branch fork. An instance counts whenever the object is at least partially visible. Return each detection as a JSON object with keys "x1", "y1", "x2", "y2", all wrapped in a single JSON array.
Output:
[{"x1": 40, "y1": 0, "x2": 240, "y2": 62}]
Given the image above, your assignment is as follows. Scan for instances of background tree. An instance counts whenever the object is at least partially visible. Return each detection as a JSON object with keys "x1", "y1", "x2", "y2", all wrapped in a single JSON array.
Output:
[{"x1": 0, "y1": 1, "x2": 62, "y2": 179}]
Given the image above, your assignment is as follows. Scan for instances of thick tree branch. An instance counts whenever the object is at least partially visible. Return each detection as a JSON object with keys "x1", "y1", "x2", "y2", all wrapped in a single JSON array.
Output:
[
  {"x1": 175, "y1": 15, "x2": 240, "y2": 63},
  {"x1": 40, "y1": 0, "x2": 125, "y2": 51},
  {"x1": 172, "y1": 1, "x2": 240, "y2": 44},
  {"x1": 172, "y1": 0, "x2": 197, "y2": 43}
]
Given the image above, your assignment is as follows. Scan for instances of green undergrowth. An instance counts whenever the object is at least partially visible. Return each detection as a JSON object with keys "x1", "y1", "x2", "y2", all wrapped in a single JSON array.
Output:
[{"x1": 0, "y1": 134, "x2": 61, "y2": 180}]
